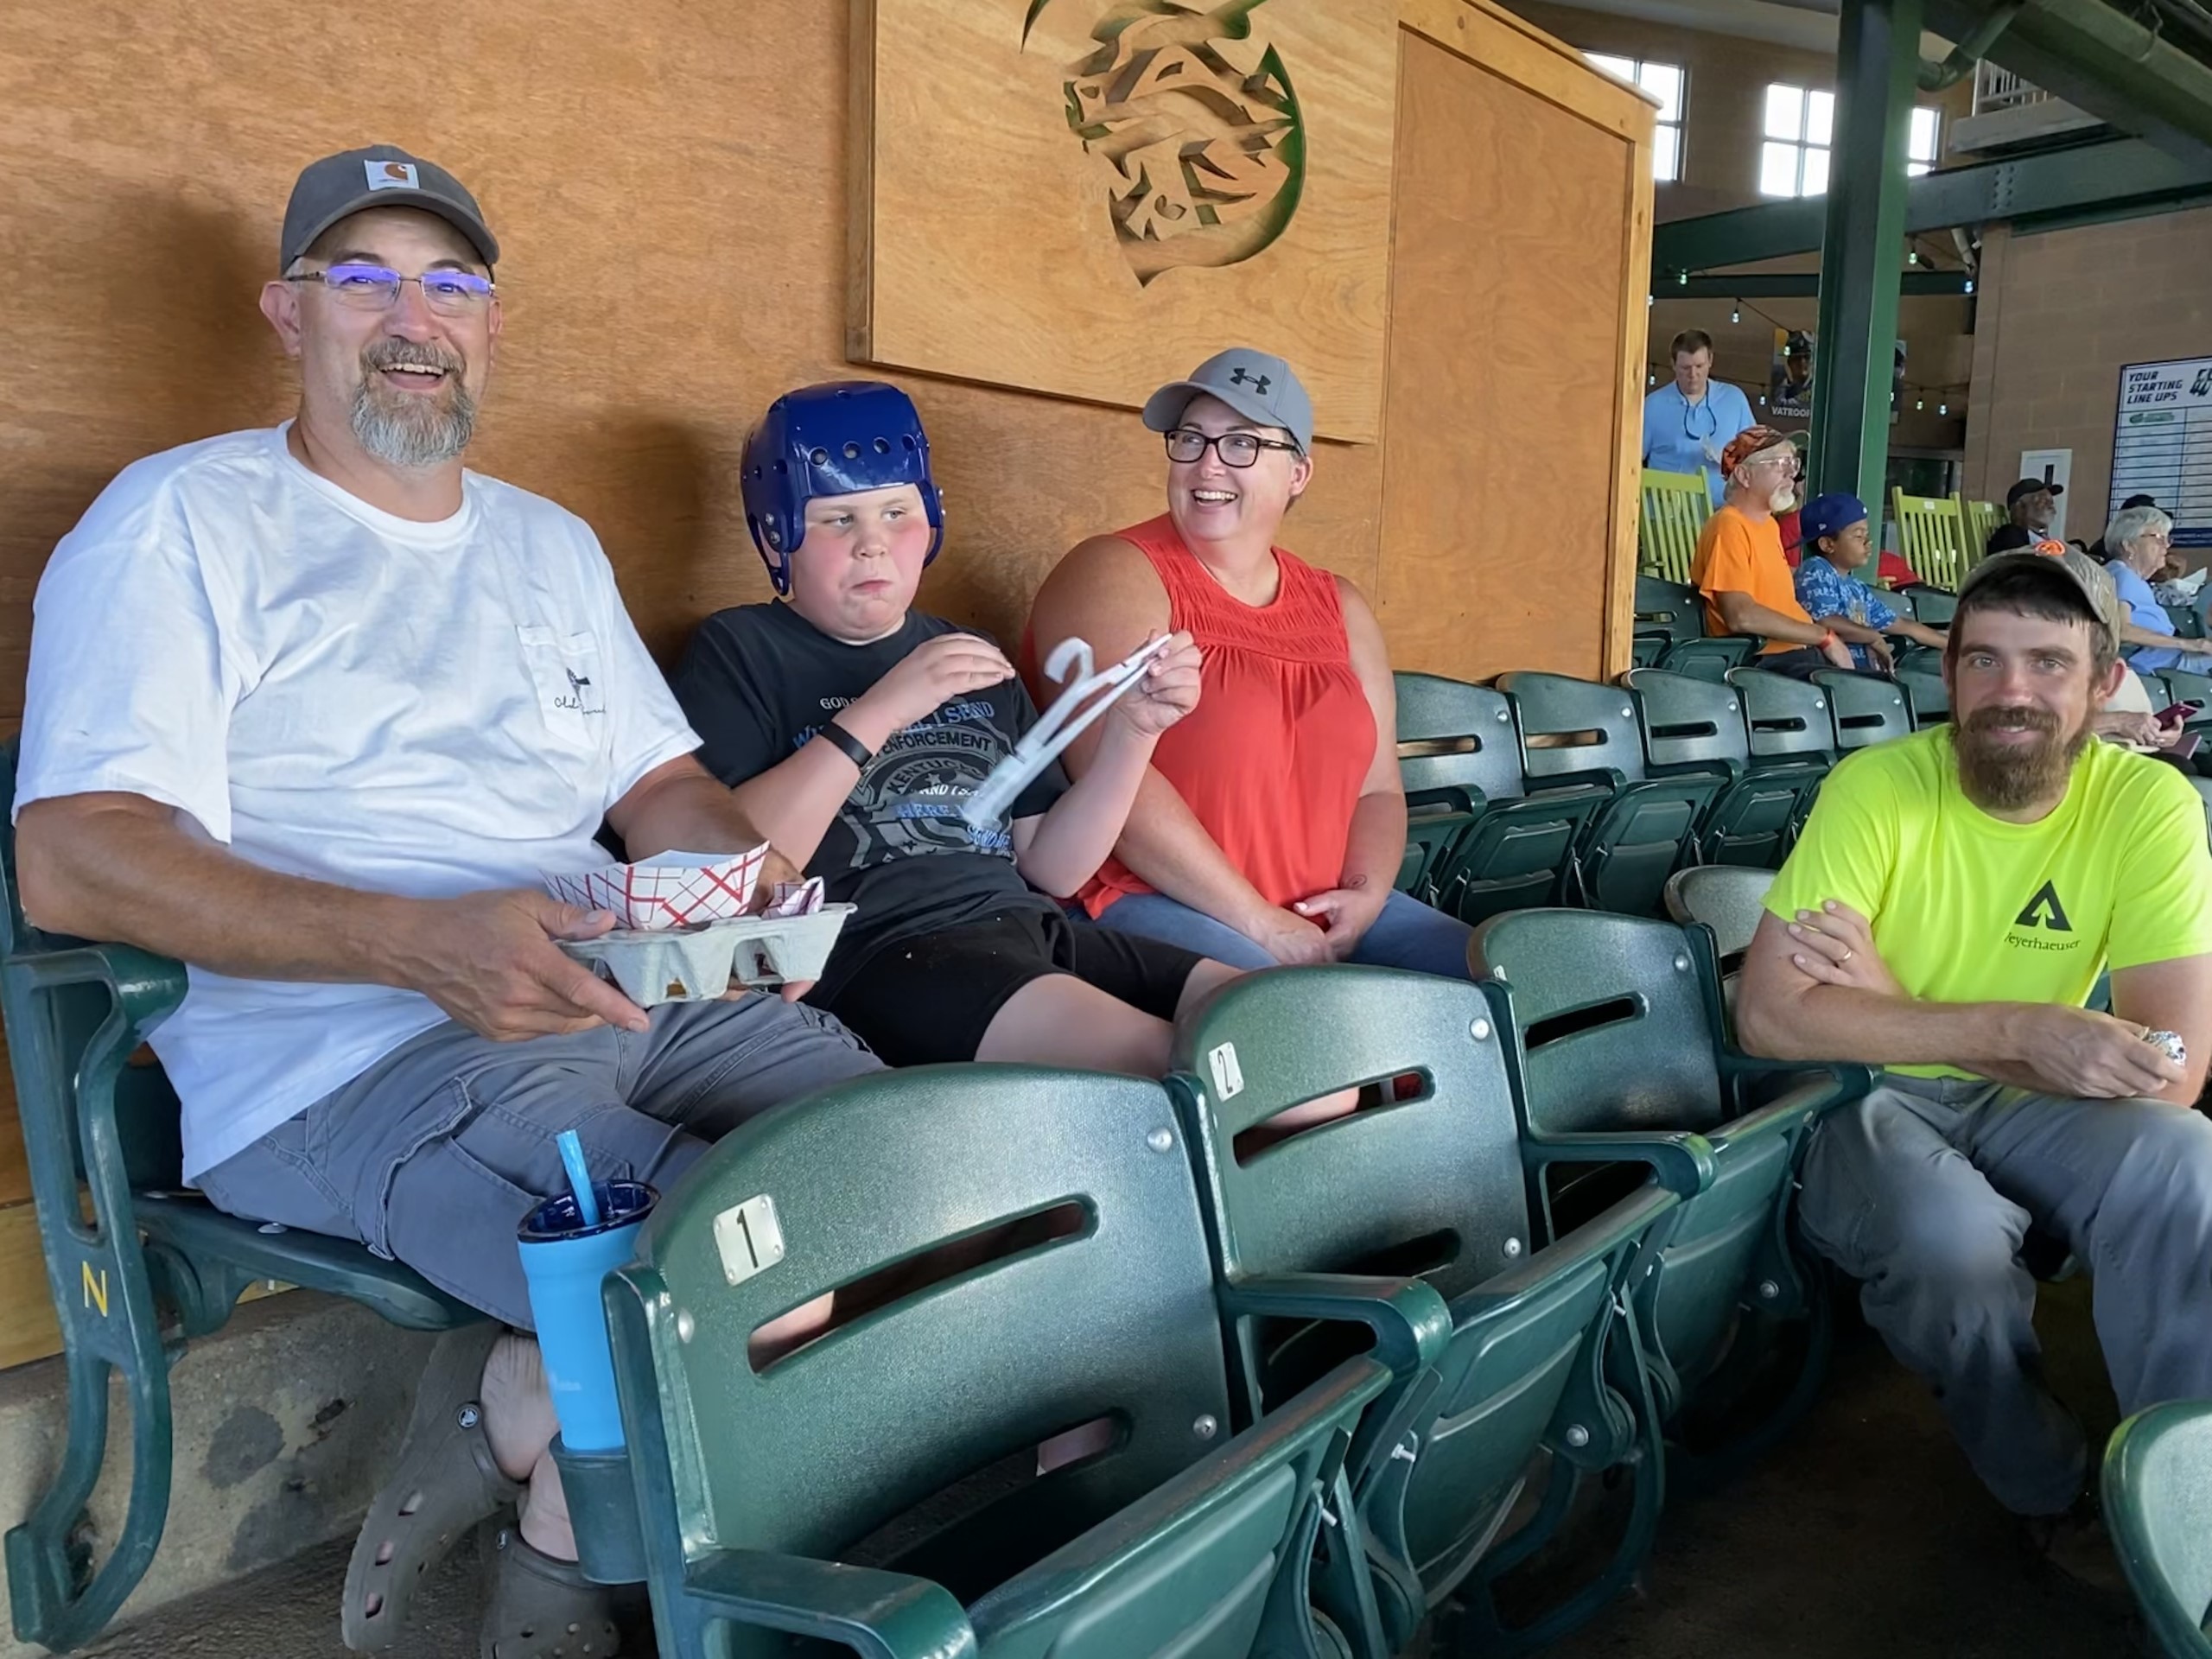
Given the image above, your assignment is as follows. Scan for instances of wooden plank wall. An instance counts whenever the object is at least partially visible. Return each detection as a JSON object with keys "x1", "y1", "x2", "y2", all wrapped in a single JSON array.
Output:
[{"x1": 0, "y1": 0, "x2": 1649, "y2": 1368}]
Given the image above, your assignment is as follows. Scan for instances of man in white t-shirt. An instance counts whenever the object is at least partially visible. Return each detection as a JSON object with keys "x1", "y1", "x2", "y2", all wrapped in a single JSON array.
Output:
[{"x1": 12, "y1": 147, "x2": 881, "y2": 1655}]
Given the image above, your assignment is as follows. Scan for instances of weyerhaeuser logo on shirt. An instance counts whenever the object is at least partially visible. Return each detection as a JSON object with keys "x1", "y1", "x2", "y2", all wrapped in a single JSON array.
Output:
[{"x1": 2007, "y1": 880, "x2": 2078, "y2": 952}]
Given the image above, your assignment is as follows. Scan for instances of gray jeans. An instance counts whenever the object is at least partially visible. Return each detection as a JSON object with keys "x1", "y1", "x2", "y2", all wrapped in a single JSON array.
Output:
[
  {"x1": 197, "y1": 996, "x2": 881, "y2": 1328},
  {"x1": 1796, "y1": 1073, "x2": 2212, "y2": 1515}
]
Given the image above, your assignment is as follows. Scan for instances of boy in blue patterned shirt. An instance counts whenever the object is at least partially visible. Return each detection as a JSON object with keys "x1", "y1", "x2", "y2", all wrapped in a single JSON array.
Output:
[{"x1": 1794, "y1": 493, "x2": 1950, "y2": 672}]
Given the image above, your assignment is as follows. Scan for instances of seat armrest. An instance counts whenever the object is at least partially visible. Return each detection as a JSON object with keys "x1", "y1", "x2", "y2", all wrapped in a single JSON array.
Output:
[
  {"x1": 14, "y1": 940, "x2": 188, "y2": 1036},
  {"x1": 1456, "y1": 1184, "x2": 1678, "y2": 1314},
  {"x1": 1524, "y1": 1129, "x2": 1716, "y2": 1198},
  {"x1": 682, "y1": 1548, "x2": 976, "y2": 1659},
  {"x1": 1219, "y1": 1272, "x2": 1453, "y2": 1376},
  {"x1": 1716, "y1": 1055, "x2": 1873, "y2": 1121}
]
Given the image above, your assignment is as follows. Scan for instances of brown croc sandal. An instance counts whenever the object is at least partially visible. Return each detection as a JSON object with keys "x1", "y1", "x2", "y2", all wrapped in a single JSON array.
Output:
[
  {"x1": 480, "y1": 1518, "x2": 621, "y2": 1659},
  {"x1": 343, "y1": 1323, "x2": 524, "y2": 1651}
]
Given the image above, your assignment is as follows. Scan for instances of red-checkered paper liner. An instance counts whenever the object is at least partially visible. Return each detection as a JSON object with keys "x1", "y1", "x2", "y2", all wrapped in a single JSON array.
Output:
[{"x1": 543, "y1": 849, "x2": 772, "y2": 931}]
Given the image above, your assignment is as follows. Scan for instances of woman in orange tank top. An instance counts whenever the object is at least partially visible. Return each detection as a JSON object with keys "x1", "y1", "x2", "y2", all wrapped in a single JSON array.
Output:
[{"x1": 1024, "y1": 348, "x2": 1474, "y2": 977}]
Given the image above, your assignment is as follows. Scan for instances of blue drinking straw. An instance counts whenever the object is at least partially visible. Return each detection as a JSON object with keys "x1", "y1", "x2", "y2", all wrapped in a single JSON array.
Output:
[{"x1": 556, "y1": 1130, "x2": 602, "y2": 1230}]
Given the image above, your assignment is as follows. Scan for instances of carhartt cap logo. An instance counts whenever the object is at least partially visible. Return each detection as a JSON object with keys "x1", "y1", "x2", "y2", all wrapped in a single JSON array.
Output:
[
  {"x1": 365, "y1": 160, "x2": 421, "y2": 192},
  {"x1": 2015, "y1": 880, "x2": 2072, "y2": 932}
]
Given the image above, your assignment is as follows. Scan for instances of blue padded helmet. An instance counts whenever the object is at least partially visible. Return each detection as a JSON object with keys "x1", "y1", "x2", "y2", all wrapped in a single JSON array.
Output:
[{"x1": 740, "y1": 380, "x2": 944, "y2": 595}]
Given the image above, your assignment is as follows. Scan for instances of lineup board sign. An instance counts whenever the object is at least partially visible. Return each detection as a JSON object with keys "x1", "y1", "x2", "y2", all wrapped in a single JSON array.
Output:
[{"x1": 2113, "y1": 357, "x2": 2212, "y2": 550}]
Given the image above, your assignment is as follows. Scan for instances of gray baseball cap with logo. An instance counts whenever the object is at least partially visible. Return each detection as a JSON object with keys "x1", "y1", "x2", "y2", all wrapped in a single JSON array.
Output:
[
  {"x1": 278, "y1": 145, "x2": 500, "y2": 273},
  {"x1": 1141, "y1": 347, "x2": 1315, "y2": 454}
]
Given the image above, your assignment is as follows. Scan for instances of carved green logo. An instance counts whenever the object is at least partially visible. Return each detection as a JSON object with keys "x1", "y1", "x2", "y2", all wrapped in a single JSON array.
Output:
[{"x1": 1023, "y1": 0, "x2": 1305, "y2": 287}]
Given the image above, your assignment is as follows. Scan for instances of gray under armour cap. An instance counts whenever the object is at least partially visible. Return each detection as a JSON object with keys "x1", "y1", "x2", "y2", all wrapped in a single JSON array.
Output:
[
  {"x1": 278, "y1": 145, "x2": 499, "y2": 273},
  {"x1": 1141, "y1": 347, "x2": 1315, "y2": 454}
]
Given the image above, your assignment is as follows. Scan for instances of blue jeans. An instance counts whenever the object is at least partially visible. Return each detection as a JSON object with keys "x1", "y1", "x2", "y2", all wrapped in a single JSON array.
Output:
[{"x1": 1097, "y1": 889, "x2": 1474, "y2": 978}]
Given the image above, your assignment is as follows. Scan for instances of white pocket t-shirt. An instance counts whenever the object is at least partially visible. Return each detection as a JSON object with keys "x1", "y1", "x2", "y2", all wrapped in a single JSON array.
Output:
[{"x1": 16, "y1": 425, "x2": 699, "y2": 1178}]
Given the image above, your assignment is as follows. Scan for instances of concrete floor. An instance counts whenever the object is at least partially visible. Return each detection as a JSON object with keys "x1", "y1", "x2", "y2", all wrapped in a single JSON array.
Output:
[{"x1": 79, "y1": 1283, "x2": 2136, "y2": 1659}]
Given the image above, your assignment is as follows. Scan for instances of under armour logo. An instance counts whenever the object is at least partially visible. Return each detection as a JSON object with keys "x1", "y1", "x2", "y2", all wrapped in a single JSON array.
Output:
[
  {"x1": 1229, "y1": 366, "x2": 1272, "y2": 395},
  {"x1": 2015, "y1": 880, "x2": 2072, "y2": 932}
]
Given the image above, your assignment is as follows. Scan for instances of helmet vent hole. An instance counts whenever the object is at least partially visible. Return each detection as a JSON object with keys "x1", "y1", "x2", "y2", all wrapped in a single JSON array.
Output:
[
  {"x1": 842, "y1": 442, "x2": 861, "y2": 461},
  {"x1": 809, "y1": 448, "x2": 830, "y2": 467},
  {"x1": 874, "y1": 437, "x2": 890, "y2": 454}
]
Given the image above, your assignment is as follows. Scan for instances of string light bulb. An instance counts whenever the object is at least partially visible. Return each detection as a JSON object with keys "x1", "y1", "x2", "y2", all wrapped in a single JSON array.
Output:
[
  {"x1": 1964, "y1": 279, "x2": 1975, "y2": 295},
  {"x1": 1916, "y1": 399, "x2": 1924, "y2": 410},
  {"x1": 1731, "y1": 305, "x2": 1741, "y2": 323},
  {"x1": 1939, "y1": 403, "x2": 1948, "y2": 416}
]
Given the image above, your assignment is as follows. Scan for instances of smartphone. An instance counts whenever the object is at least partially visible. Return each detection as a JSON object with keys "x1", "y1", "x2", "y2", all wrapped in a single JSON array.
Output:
[{"x1": 2155, "y1": 700, "x2": 2204, "y2": 725}]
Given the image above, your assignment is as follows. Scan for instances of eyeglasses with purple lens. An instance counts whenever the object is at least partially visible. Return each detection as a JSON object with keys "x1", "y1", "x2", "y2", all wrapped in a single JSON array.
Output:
[{"x1": 286, "y1": 264, "x2": 496, "y2": 315}]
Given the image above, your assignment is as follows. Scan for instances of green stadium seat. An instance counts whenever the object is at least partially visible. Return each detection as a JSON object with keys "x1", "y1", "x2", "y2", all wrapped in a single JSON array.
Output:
[
  {"x1": 1901, "y1": 587, "x2": 1958, "y2": 626},
  {"x1": 1813, "y1": 671, "x2": 1915, "y2": 752},
  {"x1": 2102, "y1": 1400, "x2": 2212, "y2": 1659},
  {"x1": 1660, "y1": 634, "x2": 1760, "y2": 683},
  {"x1": 1895, "y1": 665, "x2": 1949, "y2": 725},
  {"x1": 0, "y1": 742, "x2": 478, "y2": 1656},
  {"x1": 1634, "y1": 575, "x2": 1702, "y2": 645},
  {"x1": 1630, "y1": 632, "x2": 1669, "y2": 669},
  {"x1": 1394, "y1": 674, "x2": 1610, "y2": 924},
  {"x1": 1624, "y1": 669, "x2": 1812, "y2": 870},
  {"x1": 2158, "y1": 667, "x2": 2212, "y2": 728},
  {"x1": 1166, "y1": 966, "x2": 1698, "y2": 1652},
  {"x1": 2162, "y1": 603, "x2": 2203, "y2": 640},
  {"x1": 1471, "y1": 910, "x2": 1870, "y2": 1464},
  {"x1": 1497, "y1": 672, "x2": 1719, "y2": 916},
  {"x1": 1663, "y1": 865, "x2": 1775, "y2": 964},
  {"x1": 605, "y1": 1064, "x2": 1405, "y2": 1659}
]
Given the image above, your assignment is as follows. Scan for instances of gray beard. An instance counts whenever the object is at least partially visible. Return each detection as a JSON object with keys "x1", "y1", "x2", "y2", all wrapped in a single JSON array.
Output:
[{"x1": 350, "y1": 375, "x2": 477, "y2": 468}]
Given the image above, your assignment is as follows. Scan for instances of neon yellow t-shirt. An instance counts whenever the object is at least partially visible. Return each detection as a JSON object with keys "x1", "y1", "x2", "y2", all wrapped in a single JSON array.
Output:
[{"x1": 1765, "y1": 728, "x2": 2212, "y2": 1077}]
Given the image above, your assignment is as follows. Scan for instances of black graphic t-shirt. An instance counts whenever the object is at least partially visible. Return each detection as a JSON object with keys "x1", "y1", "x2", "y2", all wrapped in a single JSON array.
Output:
[{"x1": 670, "y1": 601, "x2": 1070, "y2": 997}]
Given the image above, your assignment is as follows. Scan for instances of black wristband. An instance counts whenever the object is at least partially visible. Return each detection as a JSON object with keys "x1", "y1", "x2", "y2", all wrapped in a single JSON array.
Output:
[{"x1": 818, "y1": 719, "x2": 875, "y2": 770}]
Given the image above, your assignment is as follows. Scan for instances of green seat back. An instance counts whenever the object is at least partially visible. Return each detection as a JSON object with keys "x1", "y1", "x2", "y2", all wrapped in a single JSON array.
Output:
[
  {"x1": 1471, "y1": 910, "x2": 1830, "y2": 1413},
  {"x1": 1498, "y1": 673, "x2": 1717, "y2": 915},
  {"x1": 1394, "y1": 675, "x2": 1607, "y2": 921},
  {"x1": 1814, "y1": 671, "x2": 1914, "y2": 751},
  {"x1": 1727, "y1": 670, "x2": 1839, "y2": 764},
  {"x1": 2104, "y1": 1401, "x2": 2212, "y2": 1659},
  {"x1": 2163, "y1": 604, "x2": 2204, "y2": 640},
  {"x1": 1662, "y1": 867, "x2": 1776, "y2": 962},
  {"x1": 1638, "y1": 470, "x2": 1711, "y2": 584},
  {"x1": 1895, "y1": 666, "x2": 1949, "y2": 725},
  {"x1": 1622, "y1": 669, "x2": 1748, "y2": 778},
  {"x1": 1634, "y1": 575, "x2": 1703, "y2": 644},
  {"x1": 1630, "y1": 633, "x2": 1668, "y2": 669},
  {"x1": 1955, "y1": 497, "x2": 2005, "y2": 563},
  {"x1": 1906, "y1": 588, "x2": 1959, "y2": 626},
  {"x1": 609, "y1": 1065, "x2": 1382, "y2": 1658},
  {"x1": 1660, "y1": 635, "x2": 1758, "y2": 684},
  {"x1": 1167, "y1": 967, "x2": 1656, "y2": 1627}
]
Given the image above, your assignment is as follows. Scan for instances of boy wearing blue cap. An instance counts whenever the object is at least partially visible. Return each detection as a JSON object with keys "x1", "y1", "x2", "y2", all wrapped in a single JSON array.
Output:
[
  {"x1": 669, "y1": 381, "x2": 1247, "y2": 1076},
  {"x1": 1794, "y1": 493, "x2": 1949, "y2": 672}
]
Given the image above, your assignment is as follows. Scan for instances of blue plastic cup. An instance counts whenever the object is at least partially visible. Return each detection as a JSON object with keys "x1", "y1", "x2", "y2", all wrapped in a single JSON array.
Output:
[{"x1": 517, "y1": 1179, "x2": 656, "y2": 1452}]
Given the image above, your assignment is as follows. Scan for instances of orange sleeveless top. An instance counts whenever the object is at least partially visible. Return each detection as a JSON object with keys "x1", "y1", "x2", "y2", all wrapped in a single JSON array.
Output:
[{"x1": 1078, "y1": 515, "x2": 1376, "y2": 918}]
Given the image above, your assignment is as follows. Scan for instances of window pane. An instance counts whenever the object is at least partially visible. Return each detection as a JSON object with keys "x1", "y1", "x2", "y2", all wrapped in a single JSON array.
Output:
[
  {"x1": 1910, "y1": 106, "x2": 1941, "y2": 162},
  {"x1": 1641, "y1": 62, "x2": 1685, "y2": 122},
  {"x1": 1765, "y1": 84, "x2": 1804, "y2": 141},
  {"x1": 1761, "y1": 140, "x2": 1802, "y2": 197},
  {"x1": 1586, "y1": 53, "x2": 1637, "y2": 81},
  {"x1": 1807, "y1": 91, "x2": 1835, "y2": 147},
  {"x1": 1802, "y1": 144, "x2": 1831, "y2": 196},
  {"x1": 1655, "y1": 123, "x2": 1681, "y2": 182}
]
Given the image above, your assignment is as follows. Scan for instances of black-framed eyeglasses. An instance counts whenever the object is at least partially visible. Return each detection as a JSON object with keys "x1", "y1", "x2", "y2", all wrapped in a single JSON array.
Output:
[
  {"x1": 286, "y1": 263, "x2": 496, "y2": 316},
  {"x1": 1164, "y1": 427, "x2": 1301, "y2": 468}
]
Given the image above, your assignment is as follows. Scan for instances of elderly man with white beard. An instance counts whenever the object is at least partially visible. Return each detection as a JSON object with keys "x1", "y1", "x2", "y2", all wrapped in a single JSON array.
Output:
[
  {"x1": 1688, "y1": 424, "x2": 1859, "y2": 678},
  {"x1": 10, "y1": 147, "x2": 883, "y2": 1656},
  {"x1": 1737, "y1": 550, "x2": 2212, "y2": 1595}
]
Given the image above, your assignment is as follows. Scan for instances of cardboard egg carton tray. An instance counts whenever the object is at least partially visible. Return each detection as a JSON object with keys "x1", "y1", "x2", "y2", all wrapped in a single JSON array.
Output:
[{"x1": 559, "y1": 906, "x2": 855, "y2": 1006}]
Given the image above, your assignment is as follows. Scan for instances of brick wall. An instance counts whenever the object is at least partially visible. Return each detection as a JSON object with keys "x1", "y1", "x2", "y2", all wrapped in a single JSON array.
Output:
[{"x1": 1964, "y1": 208, "x2": 2212, "y2": 545}]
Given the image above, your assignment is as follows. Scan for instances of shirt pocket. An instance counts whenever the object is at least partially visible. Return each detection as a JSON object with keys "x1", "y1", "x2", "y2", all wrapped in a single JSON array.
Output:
[{"x1": 516, "y1": 625, "x2": 607, "y2": 755}]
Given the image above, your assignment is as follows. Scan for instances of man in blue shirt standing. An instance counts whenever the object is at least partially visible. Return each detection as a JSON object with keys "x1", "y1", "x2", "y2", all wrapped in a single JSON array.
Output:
[{"x1": 1643, "y1": 328, "x2": 1758, "y2": 505}]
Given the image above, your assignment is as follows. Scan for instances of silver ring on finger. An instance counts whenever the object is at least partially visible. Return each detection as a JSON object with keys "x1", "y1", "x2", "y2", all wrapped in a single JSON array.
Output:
[{"x1": 1838, "y1": 949, "x2": 1854, "y2": 964}]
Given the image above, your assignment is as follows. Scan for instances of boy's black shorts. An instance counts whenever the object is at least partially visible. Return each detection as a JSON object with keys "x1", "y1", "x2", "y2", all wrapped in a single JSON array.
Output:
[{"x1": 817, "y1": 906, "x2": 1204, "y2": 1065}]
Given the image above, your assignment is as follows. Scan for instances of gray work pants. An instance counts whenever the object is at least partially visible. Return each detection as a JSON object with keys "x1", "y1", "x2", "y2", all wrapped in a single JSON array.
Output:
[{"x1": 1796, "y1": 1073, "x2": 2212, "y2": 1516}]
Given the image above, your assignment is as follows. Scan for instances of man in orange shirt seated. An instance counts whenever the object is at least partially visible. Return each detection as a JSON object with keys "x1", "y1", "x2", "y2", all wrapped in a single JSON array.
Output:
[{"x1": 1691, "y1": 425, "x2": 1859, "y2": 679}]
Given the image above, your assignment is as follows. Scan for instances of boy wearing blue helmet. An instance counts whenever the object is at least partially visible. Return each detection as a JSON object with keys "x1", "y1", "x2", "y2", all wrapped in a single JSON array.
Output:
[
  {"x1": 1794, "y1": 492, "x2": 1949, "y2": 672},
  {"x1": 671, "y1": 381, "x2": 1236, "y2": 1075}
]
